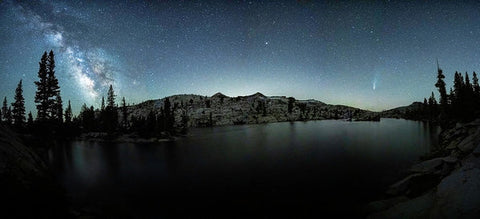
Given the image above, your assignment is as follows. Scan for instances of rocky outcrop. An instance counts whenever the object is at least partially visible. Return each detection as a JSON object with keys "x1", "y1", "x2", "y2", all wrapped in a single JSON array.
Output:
[
  {"x1": 0, "y1": 125, "x2": 67, "y2": 217},
  {"x1": 122, "y1": 92, "x2": 380, "y2": 128},
  {"x1": 367, "y1": 119, "x2": 480, "y2": 218}
]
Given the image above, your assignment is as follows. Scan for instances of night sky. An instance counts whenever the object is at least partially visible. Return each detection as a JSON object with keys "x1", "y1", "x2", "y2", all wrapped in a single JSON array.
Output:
[{"x1": 2, "y1": 0, "x2": 480, "y2": 114}]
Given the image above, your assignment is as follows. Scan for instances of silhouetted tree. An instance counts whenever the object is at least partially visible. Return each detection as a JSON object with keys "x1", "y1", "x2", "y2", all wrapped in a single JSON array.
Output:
[
  {"x1": 121, "y1": 97, "x2": 128, "y2": 129},
  {"x1": 101, "y1": 96, "x2": 105, "y2": 111},
  {"x1": 104, "y1": 85, "x2": 118, "y2": 133},
  {"x1": 428, "y1": 92, "x2": 438, "y2": 119},
  {"x1": 55, "y1": 95, "x2": 63, "y2": 123},
  {"x1": 12, "y1": 80, "x2": 25, "y2": 127},
  {"x1": 434, "y1": 63, "x2": 448, "y2": 111},
  {"x1": 64, "y1": 100, "x2": 72, "y2": 124},
  {"x1": 34, "y1": 52, "x2": 49, "y2": 121},
  {"x1": 34, "y1": 50, "x2": 61, "y2": 121},
  {"x1": 47, "y1": 50, "x2": 61, "y2": 120},
  {"x1": 473, "y1": 72, "x2": 480, "y2": 96},
  {"x1": 5, "y1": 106, "x2": 12, "y2": 125},
  {"x1": 27, "y1": 111, "x2": 33, "y2": 127},
  {"x1": 2, "y1": 97, "x2": 8, "y2": 122}
]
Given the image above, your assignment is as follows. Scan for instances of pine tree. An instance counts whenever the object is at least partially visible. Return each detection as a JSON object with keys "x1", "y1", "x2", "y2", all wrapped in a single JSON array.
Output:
[
  {"x1": 2, "y1": 97, "x2": 7, "y2": 121},
  {"x1": 65, "y1": 100, "x2": 72, "y2": 124},
  {"x1": 105, "y1": 85, "x2": 117, "y2": 132},
  {"x1": 12, "y1": 80, "x2": 25, "y2": 126},
  {"x1": 473, "y1": 72, "x2": 480, "y2": 96},
  {"x1": 27, "y1": 111, "x2": 33, "y2": 127},
  {"x1": 101, "y1": 96, "x2": 105, "y2": 112},
  {"x1": 107, "y1": 85, "x2": 115, "y2": 108},
  {"x1": 47, "y1": 50, "x2": 61, "y2": 119},
  {"x1": 55, "y1": 95, "x2": 63, "y2": 123},
  {"x1": 121, "y1": 97, "x2": 128, "y2": 128},
  {"x1": 5, "y1": 107, "x2": 12, "y2": 125},
  {"x1": 434, "y1": 63, "x2": 448, "y2": 109},
  {"x1": 34, "y1": 52, "x2": 49, "y2": 120}
]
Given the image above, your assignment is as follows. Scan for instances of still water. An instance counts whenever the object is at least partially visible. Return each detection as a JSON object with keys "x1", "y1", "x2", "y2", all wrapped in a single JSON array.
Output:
[{"x1": 49, "y1": 119, "x2": 440, "y2": 217}]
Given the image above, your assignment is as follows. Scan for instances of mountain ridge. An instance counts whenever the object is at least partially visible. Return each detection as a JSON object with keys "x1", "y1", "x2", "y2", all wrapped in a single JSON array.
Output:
[{"x1": 123, "y1": 92, "x2": 381, "y2": 128}]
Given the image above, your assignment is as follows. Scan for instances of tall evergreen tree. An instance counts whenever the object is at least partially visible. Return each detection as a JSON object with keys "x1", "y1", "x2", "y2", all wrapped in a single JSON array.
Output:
[
  {"x1": 65, "y1": 100, "x2": 72, "y2": 124},
  {"x1": 121, "y1": 97, "x2": 128, "y2": 128},
  {"x1": 105, "y1": 85, "x2": 117, "y2": 132},
  {"x1": 5, "y1": 107, "x2": 12, "y2": 125},
  {"x1": 434, "y1": 63, "x2": 448, "y2": 109},
  {"x1": 2, "y1": 97, "x2": 7, "y2": 122},
  {"x1": 101, "y1": 96, "x2": 105, "y2": 112},
  {"x1": 27, "y1": 111, "x2": 33, "y2": 127},
  {"x1": 107, "y1": 85, "x2": 115, "y2": 108},
  {"x1": 34, "y1": 52, "x2": 49, "y2": 120},
  {"x1": 12, "y1": 80, "x2": 25, "y2": 126},
  {"x1": 47, "y1": 50, "x2": 61, "y2": 119},
  {"x1": 55, "y1": 95, "x2": 63, "y2": 123},
  {"x1": 473, "y1": 72, "x2": 480, "y2": 96}
]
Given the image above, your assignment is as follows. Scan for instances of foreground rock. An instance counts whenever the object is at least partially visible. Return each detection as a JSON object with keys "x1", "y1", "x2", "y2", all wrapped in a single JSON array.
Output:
[
  {"x1": 0, "y1": 125, "x2": 68, "y2": 217},
  {"x1": 367, "y1": 119, "x2": 480, "y2": 218}
]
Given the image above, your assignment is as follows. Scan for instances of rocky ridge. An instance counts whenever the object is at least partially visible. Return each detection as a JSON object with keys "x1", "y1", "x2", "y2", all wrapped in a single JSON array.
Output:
[{"x1": 123, "y1": 92, "x2": 380, "y2": 128}]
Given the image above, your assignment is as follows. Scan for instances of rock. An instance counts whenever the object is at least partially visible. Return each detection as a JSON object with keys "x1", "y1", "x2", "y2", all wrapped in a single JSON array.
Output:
[
  {"x1": 430, "y1": 168, "x2": 480, "y2": 218},
  {"x1": 387, "y1": 173, "x2": 423, "y2": 196},
  {"x1": 473, "y1": 144, "x2": 480, "y2": 156},
  {"x1": 364, "y1": 196, "x2": 409, "y2": 213},
  {"x1": 442, "y1": 156, "x2": 458, "y2": 164},
  {"x1": 457, "y1": 133, "x2": 480, "y2": 153},
  {"x1": 410, "y1": 158, "x2": 444, "y2": 173},
  {"x1": 368, "y1": 191, "x2": 435, "y2": 219}
]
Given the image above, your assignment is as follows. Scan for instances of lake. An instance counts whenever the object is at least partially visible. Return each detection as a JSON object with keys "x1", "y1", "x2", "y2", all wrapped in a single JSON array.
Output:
[{"x1": 49, "y1": 118, "x2": 440, "y2": 217}]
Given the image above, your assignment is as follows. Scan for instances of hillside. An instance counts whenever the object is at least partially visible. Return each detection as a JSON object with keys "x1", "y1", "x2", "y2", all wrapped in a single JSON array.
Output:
[{"x1": 122, "y1": 92, "x2": 380, "y2": 128}]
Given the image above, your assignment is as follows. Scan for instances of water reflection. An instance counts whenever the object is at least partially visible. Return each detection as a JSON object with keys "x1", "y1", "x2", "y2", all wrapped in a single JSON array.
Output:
[{"x1": 49, "y1": 118, "x2": 440, "y2": 216}]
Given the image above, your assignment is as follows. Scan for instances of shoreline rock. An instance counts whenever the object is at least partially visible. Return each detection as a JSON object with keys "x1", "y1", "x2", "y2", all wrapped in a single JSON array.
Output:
[{"x1": 366, "y1": 118, "x2": 480, "y2": 218}]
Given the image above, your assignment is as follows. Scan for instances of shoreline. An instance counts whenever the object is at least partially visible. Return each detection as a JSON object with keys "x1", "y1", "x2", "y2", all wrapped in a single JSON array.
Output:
[{"x1": 366, "y1": 118, "x2": 480, "y2": 218}]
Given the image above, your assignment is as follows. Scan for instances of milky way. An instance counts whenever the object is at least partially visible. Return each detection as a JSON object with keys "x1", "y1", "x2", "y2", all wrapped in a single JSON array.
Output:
[
  {"x1": 2, "y1": 0, "x2": 123, "y2": 107},
  {"x1": 2, "y1": 1, "x2": 480, "y2": 113}
]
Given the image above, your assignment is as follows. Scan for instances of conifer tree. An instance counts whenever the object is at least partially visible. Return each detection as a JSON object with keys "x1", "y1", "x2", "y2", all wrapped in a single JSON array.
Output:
[
  {"x1": 5, "y1": 107, "x2": 12, "y2": 125},
  {"x1": 12, "y1": 80, "x2": 25, "y2": 126},
  {"x1": 107, "y1": 85, "x2": 115, "y2": 108},
  {"x1": 65, "y1": 100, "x2": 72, "y2": 124},
  {"x1": 101, "y1": 96, "x2": 105, "y2": 112},
  {"x1": 47, "y1": 50, "x2": 61, "y2": 119},
  {"x1": 34, "y1": 52, "x2": 49, "y2": 120},
  {"x1": 434, "y1": 63, "x2": 448, "y2": 109},
  {"x1": 27, "y1": 111, "x2": 33, "y2": 127},
  {"x1": 2, "y1": 97, "x2": 7, "y2": 121},
  {"x1": 55, "y1": 95, "x2": 63, "y2": 123},
  {"x1": 121, "y1": 97, "x2": 128, "y2": 128},
  {"x1": 473, "y1": 72, "x2": 480, "y2": 96},
  {"x1": 105, "y1": 85, "x2": 118, "y2": 132}
]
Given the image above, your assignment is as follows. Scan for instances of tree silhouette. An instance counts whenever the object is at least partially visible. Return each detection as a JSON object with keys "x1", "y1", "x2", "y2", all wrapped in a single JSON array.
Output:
[
  {"x1": 35, "y1": 51, "x2": 61, "y2": 121},
  {"x1": 12, "y1": 80, "x2": 25, "y2": 127},
  {"x1": 2, "y1": 97, "x2": 7, "y2": 122},
  {"x1": 46, "y1": 50, "x2": 61, "y2": 120},
  {"x1": 34, "y1": 52, "x2": 49, "y2": 121},
  {"x1": 27, "y1": 111, "x2": 33, "y2": 127},
  {"x1": 55, "y1": 95, "x2": 63, "y2": 123},
  {"x1": 6, "y1": 106, "x2": 12, "y2": 125},
  {"x1": 121, "y1": 97, "x2": 128, "y2": 129},
  {"x1": 104, "y1": 85, "x2": 118, "y2": 133},
  {"x1": 64, "y1": 100, "x2": 72, "y2": 124},
  {"x1": 434, "y1": 63, "x2": 448, "y2": 110}
]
